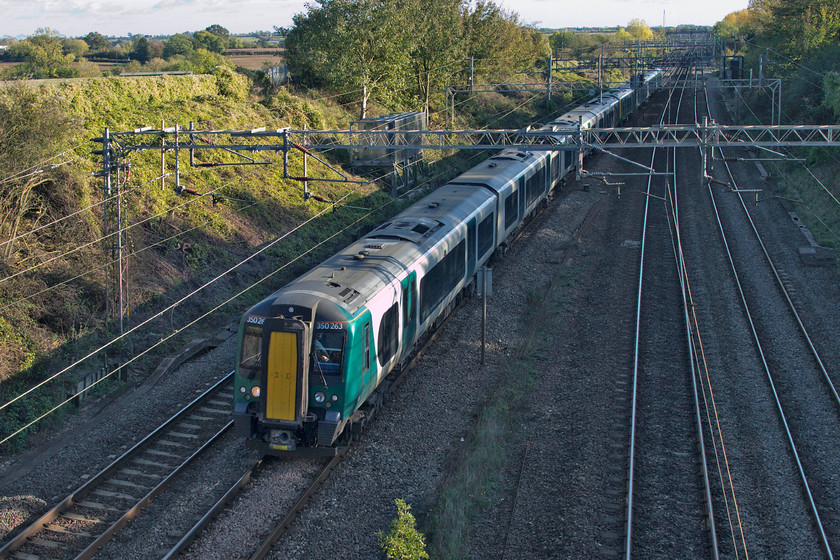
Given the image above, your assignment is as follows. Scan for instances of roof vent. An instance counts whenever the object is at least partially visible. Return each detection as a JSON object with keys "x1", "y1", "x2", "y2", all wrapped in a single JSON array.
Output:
[{"x1": 428, "y1": 202, "x2": 439, "y2": 209}]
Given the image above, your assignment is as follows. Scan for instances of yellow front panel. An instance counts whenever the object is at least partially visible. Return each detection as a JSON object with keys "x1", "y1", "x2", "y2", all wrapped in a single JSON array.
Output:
[{"x1": 266, "y1": 332, "x2": 298, "y2": 421}]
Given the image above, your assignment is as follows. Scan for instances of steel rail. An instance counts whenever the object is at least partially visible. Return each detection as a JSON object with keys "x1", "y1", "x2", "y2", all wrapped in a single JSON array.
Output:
[
  {"x1": 0, "y1": 372, "x2": 234, "y2": 560},
  {"x1": 161, "y1": 455, "x2": 264, "y2": 560},
  {"x1": 248, "y1": 449, "x2": 349, "y2": 560},
  {"x1": 673, "y1": 77, "x2": 719, "y2": 559},
  {"x1": 703, "y1": 88, "x2": 835, "y2": 560},
  {"x1": 624, "y1": 65, "x2": 670, "y2": 560},
  {"x1": 75, "y1": 421, "x2": 233, "y2": 560}
]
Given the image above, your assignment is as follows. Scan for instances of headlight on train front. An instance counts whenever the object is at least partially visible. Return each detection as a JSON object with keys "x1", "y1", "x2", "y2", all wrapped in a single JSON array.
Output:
[
  {"x1": 314, "y1": 391, "x2": 326, "y2": 404},
  {"x1": 250, "y1": 386, "x2": 261, "y2": 398}
]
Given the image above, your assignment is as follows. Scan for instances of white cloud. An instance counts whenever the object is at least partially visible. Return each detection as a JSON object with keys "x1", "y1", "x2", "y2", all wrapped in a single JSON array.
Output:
[{"x1": 0, "y1": 0, "x2": 747, "y2": 38}]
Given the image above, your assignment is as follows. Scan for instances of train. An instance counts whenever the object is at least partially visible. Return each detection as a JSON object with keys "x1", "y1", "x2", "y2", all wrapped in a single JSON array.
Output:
[{"x1": 232, "y1": 69, "x2": 664, "y2": 455}]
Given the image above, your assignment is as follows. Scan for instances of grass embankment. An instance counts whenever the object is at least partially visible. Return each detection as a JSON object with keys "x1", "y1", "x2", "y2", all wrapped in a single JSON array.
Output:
[
  {"x1": 425, "y1": 358, "x2": 536, "y2": 559},
  {"x1": 721, "y1": 88, "x2": 840, "y2": 255},
  {"x1": 767, "y1": 153, "x2": 840, "y2": 252}
]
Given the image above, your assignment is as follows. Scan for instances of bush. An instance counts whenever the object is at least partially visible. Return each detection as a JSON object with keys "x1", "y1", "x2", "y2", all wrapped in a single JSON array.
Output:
[{"x1": 378, "y1": 499, "x2": 429, "y2": 560}]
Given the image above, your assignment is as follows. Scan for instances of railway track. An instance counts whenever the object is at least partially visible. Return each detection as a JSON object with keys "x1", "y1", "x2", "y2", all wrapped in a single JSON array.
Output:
[
  {"x1": 699, "y1": 83, "x2": 840, "y2": 558},
  {"x1": 0, "y1": 374, "x2": 235, "y2": 560},
  {"x1": 622, "y1": 67, "x2": 716, "y2": 558}
]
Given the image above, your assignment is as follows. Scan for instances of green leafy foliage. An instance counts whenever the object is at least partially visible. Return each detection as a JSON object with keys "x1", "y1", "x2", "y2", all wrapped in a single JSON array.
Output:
[
  {"x1": 746, "y1": 0, "x2": 840, "y2": 58},
  {"x1": 3, "y1": 28, "x2": 79, "y2": 79},
  {"x1": 0, "y1": 317, "x2": 36, "y2": 381},
  {"x1": 83, "y1": 32, "x2": 111, "y2": 53},
  {"x1": 378, "y1": 499, "x2": 429, "y2": 560},
  {"x1": 549, "y1": 30, "x2": 610, "y2": 55},
  {"x1": 823, "y1": 70, "x2": 840, "y2": 118},
  {"x1": 284, "y1": 0, "x2": 549, "y2": 116},
  {"x1": 163, "y1": 33, "x2": 195, "y2": 58}
]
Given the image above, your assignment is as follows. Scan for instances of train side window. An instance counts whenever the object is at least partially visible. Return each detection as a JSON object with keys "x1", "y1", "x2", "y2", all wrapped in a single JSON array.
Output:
[
  {"x1": 364, "y1": 323, "x2": 370, "y2": 372},
  {"x1": 410, "y1": 278, "x2": 416, "y2": 320},
  {"x1": 402, "y1": 284, "x2": 409, "y2": 326},
  {"x1": 467, "y1": 218, "x2": 476, "y2": 270},
  {"x1": 504, "y1": 193, "x2": 517, "y2": 229},
  {"x1": 377, "y1": 303, "x2": 399, "y2": 366},
  {"x1": 478, "y1": 214, "x2": 493, "y2": 258},
  {"x1": 419, "y1": 240, "x2": 466, "y2": 322}
]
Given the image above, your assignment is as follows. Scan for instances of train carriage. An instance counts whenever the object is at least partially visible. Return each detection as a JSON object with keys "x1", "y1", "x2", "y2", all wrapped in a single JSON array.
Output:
[{"x1": 233, "y1": 69, "x2": 664, "y2": 454}]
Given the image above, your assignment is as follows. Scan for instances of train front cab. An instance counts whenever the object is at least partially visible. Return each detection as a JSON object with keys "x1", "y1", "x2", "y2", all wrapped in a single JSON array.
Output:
[
  {"x1": 234, "y1": 303, "x2": 359, "y2": 456},
  {"x1": 235, "y1": 315, "x2": 312, "y2": 452}
]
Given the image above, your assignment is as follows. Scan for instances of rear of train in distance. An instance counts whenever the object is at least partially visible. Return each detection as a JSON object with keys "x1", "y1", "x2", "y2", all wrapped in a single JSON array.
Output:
[{"x1": 232, "y1": 69, "x2": 664, "y2": 456}]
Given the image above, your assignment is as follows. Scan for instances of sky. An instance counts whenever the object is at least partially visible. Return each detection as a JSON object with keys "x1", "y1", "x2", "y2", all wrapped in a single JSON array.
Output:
[{"x1": 0, "y1": 0, "x2": 749, "y2": 38}]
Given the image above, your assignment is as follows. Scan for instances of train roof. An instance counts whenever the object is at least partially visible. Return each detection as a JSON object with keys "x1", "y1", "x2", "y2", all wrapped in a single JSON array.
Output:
[
  {"x1": 255, "y1": 183, "x2": 494, "y2": 318},
  {"x1": 449, "y1": 149, "x2": 545, "y2": 192}
]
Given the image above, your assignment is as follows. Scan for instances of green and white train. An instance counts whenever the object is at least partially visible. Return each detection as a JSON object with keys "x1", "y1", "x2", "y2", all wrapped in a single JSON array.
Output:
[{"x1": 233, "y1": 69, "x2": 663, "y2": 455}]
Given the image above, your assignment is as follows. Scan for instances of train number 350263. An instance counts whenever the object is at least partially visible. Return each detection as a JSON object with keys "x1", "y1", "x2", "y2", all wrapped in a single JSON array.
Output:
[{"x1": 316, "y1": 322, "x2": 344, "y2": 330}]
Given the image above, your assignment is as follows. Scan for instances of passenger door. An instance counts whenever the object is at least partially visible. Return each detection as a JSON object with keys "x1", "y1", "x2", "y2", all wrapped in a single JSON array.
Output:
[{"x1": 401, "y1": 271, "x2": 417, "y2": 355}]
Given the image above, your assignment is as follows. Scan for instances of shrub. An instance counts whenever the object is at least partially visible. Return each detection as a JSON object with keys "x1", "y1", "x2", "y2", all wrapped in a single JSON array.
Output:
[{"x1": 378, "y1": 499, "x2": 429, "y2": 560}]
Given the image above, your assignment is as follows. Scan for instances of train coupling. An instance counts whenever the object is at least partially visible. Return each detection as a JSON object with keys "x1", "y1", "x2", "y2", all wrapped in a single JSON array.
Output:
[{"x1": 268, "y1": 429, "x2": 297, "y2": 452}]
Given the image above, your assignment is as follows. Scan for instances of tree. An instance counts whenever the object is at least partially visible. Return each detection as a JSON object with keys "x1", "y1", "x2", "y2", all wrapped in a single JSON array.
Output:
[
  {"x1": 205, "y1": 24, "x2": 230, "y2": 38},
  {"x1": 163, "y1": 33, "x2": 195, "y2": 58},
  {"x1": 614, "y1": 27, "x2": 633, "y2": 43},
  {"x1": 285, "y1": 0, "x2": 413, "y2": 118},
  {"x1": 408, "y1": 0, "x2": 465, "y2": 112},
  {"x1": 187, "y1": 48, "x2": 226, "y2": 73},
  {"x1": 285, "y1": 0, "x2": 549, "y2": 115},
  {"x1": 822, "y1": 70, "x2": 840, "y2": 119},
  {"x1": 5, "y1": 29, "x2": 77, "y2": 78},
  {"x1": 625, "y1": 18, "x2": 654, "y2": 40},
  {"x1": 195, "y1": 29, "x2": 227, "y2": 53},
  {"x1": 462, "y1": 1, "x2": 548, "y2": 81},
  {"x1": 82, "y1": 31, "x2": 111, "y2": 52},
  {"x1": 129, "y1": 35, "x2": 152, "y2": 63},
  {"x1": 758, "y1": 0, "x2": 840, "y2": 57},
  {"x1": 61, "y1": 38, "x2": 89, "y2": 59},
  {"x1": 148, "y1": 39, "x2": 165, "y2": 60}
]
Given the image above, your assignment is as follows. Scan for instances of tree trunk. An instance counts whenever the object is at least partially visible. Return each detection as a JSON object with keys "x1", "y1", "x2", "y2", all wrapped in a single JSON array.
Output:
[{"x1": 360, "y1": 85, "x2": 368, "y2": 120}]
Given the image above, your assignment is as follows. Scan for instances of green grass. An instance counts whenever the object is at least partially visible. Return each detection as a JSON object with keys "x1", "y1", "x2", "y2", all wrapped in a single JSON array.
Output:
[{"x1": 426, "y1": 360, "x2": 535, "y2": 560}]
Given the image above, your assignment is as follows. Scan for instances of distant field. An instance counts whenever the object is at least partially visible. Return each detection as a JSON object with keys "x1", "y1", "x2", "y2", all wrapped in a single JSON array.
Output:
[
  {"x1": 224, "y1": 50, "x2": 284, "y2": 71},
  {"x1": 0, "y1": 48, "x2": 284, "y2": 76}
]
